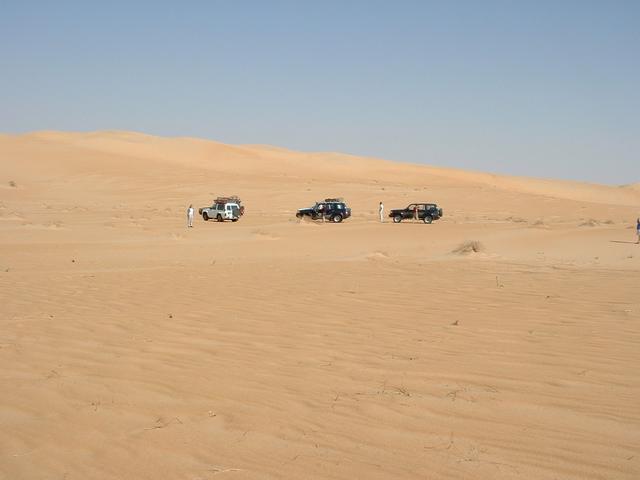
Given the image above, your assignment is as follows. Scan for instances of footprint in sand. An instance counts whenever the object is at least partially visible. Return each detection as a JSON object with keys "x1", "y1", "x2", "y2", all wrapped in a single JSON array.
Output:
[
  {"x1": 19, "y1": 221, "x2": 64, "y2": 230},
  {"x1": 252, "y1": 229, "x2": 280, "y2": 240},
  {"x1": 0, "y1": 211, "x2": 24, "y2": 221},
  {"x1": 366, "y1": 251, "x2": 390, "y2": 261}
]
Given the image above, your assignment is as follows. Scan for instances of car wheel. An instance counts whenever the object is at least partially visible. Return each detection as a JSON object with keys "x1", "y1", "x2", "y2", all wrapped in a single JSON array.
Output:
[
  {"x1": 217, "y1": 215, "x2": 223, "y2": 222},
  {"x1": 393, "y1": 215, "x2": 402, "y2": 223},
  {"x1": 202, "y1": 212, "x2": 209, "y2": 221},
  {"x1": 332, "y1": 214, "x2": 343, "y2": 223},
  {"x1": 231, "y1": 219, "x2": 238, "y2": 222},
  {"x1": 423, "y1": 215, "x2": 433, "y2": 224}
]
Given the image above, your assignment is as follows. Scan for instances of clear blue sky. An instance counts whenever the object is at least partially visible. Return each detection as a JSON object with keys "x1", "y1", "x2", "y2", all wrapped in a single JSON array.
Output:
[{"x1": 1, "y1": 1, "x2": 638, "y2": 184}]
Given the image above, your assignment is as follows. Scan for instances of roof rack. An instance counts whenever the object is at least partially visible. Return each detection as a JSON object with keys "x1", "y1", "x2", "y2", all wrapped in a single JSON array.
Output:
[{"x1": 214, "y1": 196, "x2": 241, "y2": 204}]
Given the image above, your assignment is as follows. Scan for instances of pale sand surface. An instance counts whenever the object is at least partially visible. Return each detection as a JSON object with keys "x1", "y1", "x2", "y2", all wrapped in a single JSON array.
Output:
[{"x1": 1, "y1": 131, "x2": 639, "y2": 479}]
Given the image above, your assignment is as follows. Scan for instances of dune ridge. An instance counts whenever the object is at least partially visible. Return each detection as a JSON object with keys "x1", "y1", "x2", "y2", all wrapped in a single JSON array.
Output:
[{"x1": 7, "y1": 130, "x2": 639, "y2": 205}]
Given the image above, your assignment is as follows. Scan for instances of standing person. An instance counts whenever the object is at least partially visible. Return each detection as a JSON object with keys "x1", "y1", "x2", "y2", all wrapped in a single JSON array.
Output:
[
  {"x1": 379, "y1": 201, "x2": 384, "y2": 223},
  {"x1": 187, "y1": 204, "x2": 194, "y2": 228},
  {"x1": 414, "y1": 205, "x2": 418, "y2": 222},
  {"x1": 636, "y1": 218, "x2": 640, "y2": 244}
]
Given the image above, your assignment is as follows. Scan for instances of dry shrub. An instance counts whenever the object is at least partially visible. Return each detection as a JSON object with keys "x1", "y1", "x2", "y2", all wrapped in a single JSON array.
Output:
[
  {"x1": 8, "y1": 180, "x2": 17, "y2": 188},
  {"x1": 579, "y1": 219, "x2": 599, "y2": 227},
  {"x1": 452, "y1": 240, "x2": 484, "y2": 254}
]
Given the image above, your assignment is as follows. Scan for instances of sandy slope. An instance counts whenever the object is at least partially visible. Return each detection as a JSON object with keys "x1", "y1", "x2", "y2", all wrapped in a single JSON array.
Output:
[{"x1": 1, "y1": 131, "x2": 639, "y2": 480}]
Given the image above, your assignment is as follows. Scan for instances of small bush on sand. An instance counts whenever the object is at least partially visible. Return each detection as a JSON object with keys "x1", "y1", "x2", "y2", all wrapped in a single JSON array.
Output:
[
  {"x1": 452, "y1": 240, "x2": 484, "y2": 254},
  {"x1": 579, "y1": 219, "x2": 599, "y2": 227},
  {"x1": 8, "y1": 180, "x2": 17, "y2": 188}
]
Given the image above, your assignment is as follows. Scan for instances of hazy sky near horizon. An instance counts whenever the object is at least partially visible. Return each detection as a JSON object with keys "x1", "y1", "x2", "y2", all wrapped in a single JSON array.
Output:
[{"x1": 1, "y1": 1, "x2": 638, "y2": 184}]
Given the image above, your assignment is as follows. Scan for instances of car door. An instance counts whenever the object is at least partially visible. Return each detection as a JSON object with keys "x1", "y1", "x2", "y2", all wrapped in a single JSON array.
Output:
[{"x1": 404, "y1": 204, "x2": 416, "y2": 219}]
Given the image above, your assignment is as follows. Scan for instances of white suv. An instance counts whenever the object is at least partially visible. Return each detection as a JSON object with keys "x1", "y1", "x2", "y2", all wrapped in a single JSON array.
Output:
[{"x1": 200, "y1": 202, "x2": 241, "y2": 222}]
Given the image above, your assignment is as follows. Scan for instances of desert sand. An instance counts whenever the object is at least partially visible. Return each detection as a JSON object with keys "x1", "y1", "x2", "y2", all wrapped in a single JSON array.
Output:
[{"x1": 1, "y1": 131, "x2": 639, "y2": 479}]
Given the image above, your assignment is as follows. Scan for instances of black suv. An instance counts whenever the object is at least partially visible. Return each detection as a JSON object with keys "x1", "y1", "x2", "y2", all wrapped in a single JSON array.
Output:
[
  {"x1": 296, "y1": 198, "x2": 352, "y2": 223},
  {"x1": 389, "y1": 203, "x2": 443, "y2": 224}
]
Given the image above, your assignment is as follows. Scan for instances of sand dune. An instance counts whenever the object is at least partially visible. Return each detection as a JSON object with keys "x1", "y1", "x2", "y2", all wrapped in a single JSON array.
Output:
[{"x1": 1, "y1": 131, "x2": 639, "y2": 479}]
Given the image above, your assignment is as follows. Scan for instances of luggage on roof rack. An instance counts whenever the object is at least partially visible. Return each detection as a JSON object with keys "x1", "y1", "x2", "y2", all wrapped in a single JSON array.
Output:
[{"x1": 215, "y1": 196, "x2": 241, "y2": 204}]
